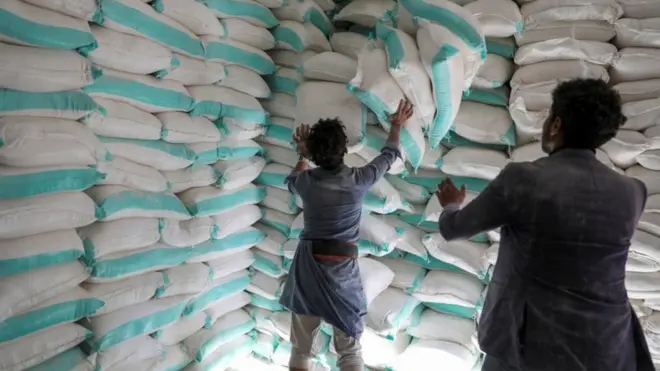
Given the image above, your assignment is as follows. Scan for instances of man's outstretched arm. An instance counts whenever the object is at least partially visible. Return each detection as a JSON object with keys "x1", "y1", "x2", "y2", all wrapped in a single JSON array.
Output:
[
  {"x1": 285, "y1": 124, "x2": 313, "y2": 196},
  {"x1": 437, "y1": 164, "x2": 520, "y2": 241},
  {"x1": 355, "y1": 100, "x2": 412, "y2": 188},
  {"x1": 285, "y1": 155, "x2": 310, "y2": 196}
]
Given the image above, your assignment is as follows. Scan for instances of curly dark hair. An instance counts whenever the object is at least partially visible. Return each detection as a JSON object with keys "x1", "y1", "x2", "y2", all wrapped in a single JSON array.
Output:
[
  {"x1": 307, "y1": 118, "x2": 348, "y2": 170},
  {"x1": 550, "y1": 78, "x2": 627, "y2": 150}
]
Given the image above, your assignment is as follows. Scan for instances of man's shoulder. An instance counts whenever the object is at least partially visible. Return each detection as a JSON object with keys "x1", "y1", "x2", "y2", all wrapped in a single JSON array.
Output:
[{"x1": 497, "y1": 160, "x2": 541, "y2": 183}]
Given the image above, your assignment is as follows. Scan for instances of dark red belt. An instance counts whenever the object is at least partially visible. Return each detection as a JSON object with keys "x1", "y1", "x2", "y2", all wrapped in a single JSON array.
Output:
[{"x1": 306, "y1": 239, "x2": 358, "y2": 261}]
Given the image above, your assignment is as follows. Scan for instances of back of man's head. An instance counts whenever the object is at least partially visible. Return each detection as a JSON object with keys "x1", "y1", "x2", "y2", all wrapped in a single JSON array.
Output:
[
  {"x1": 550, "y1": 78, "x2": 627, "y2": 150},
  {"x1": 307, "y1": 118, "x2": 348, "y2": 170}
]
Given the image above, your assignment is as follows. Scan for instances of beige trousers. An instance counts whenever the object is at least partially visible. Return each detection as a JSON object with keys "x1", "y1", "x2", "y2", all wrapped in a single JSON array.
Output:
[{"x1": 289, "y1": 313, "x2": 364, "y2": 371}]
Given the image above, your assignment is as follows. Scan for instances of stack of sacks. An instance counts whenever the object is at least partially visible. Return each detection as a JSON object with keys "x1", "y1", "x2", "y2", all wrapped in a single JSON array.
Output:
[
  {"x1": 382, "y1": 248, "x2": 486, "y2": 371},
  {"x1": 0, "y1": 1, "x2": 111, "y2": 369},
  {"x1": 439, "y1": 0, "x2": 520, "y2": 150},
  {"x1": 58, "y1": 0, "x2": 275, "y2": 368},
  {"x1": 318, "y1": 12, "x2": 415, "y2": 215},
  {"x1": 159, "y1": 0, "x2": 283, "y2": 367},
  {"x1": 510, "y1": 0, "x2": 623, "y2": 144},
  {"x1": 461, "y1": 0, "x2": 521, "y2": 112},
  {"x1": 610, "y1": 4, "x2": 660, "y2": 365},
  {"x1": 394, "y1": 0, "x2": 488, "y2": 151}
]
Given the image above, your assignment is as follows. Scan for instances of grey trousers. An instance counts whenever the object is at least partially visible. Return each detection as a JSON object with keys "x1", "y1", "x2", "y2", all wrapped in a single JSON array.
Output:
[{"x1": 289, "y1": 313, "x2": 364, "y2": 371}]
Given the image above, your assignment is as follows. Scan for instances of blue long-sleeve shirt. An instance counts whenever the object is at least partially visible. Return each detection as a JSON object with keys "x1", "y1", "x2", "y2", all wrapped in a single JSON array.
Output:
[
  {"x1": 284, "y1": 141, "x2": 402, "y2": 243},
  {"x1": 280, "y1": 140, "x2": 402, "y2": 339}
]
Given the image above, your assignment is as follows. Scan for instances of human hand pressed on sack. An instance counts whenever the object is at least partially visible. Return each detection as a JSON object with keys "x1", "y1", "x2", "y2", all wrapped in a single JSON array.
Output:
[
  {"x1": 389, "y1": 99, "x2": 414, "y2": 128},
  {"x1": 294, "y1": 124, "x2": 312, "y2": 159},
  {"x1": 436, "y1": 178, "x2": 467, "y2": 207}
]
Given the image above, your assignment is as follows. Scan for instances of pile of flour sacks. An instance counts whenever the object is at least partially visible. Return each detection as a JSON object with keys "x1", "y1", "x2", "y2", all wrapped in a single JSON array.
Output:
[{"x1": 1, "y1": 0, "x2": 660, "y2": 370}]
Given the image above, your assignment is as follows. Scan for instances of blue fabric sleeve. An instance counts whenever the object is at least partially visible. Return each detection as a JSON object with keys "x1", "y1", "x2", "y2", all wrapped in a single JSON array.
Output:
[
  {"x1": 285, "y1": 170, "x2": 301, "y2": 196},
  {"x1": 439, "y1": 164, "x2": 520, "y2": 241},
  {"x1": 354, "y1": 140, "x2": 402, "y2": 188}
]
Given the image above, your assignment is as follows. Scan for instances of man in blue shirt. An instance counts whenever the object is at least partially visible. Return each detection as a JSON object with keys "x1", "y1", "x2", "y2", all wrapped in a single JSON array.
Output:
[
  {"x1": 436, "y1": 78, "x2": 653, "y2": 371},
  {"x1": 279, "y1": 100, "x2": 413, "y2": 371}
]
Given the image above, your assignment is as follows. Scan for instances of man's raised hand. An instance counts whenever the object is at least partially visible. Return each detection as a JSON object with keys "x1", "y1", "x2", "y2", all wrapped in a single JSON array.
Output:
[
  {"x1": 294, "y1": 124, "x2": 311, "y2": 159},
  {"x1": 436, "y1": 178, "x2": 467, "y2": 207},
  {"x1": 389, "y1": 99, "x2": 414, "y2": 127}
]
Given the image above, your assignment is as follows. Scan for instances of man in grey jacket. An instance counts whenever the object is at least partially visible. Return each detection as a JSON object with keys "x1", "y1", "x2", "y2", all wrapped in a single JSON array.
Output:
[{"x1": 437, "y1": 78, "x2": 654, "y2": 371}]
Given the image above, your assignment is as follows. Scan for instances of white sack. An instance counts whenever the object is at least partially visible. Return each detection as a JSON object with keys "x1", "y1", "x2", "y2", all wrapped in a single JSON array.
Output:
[
  {"x1": 94, "y1": 335, "x2": 165, "y2": 371},
  {"x1": 601, "y1": 130, "x2": 650, "y2": 169},
  {"x1": 329, "y1": 32, "x2": 370, "y2": 60},
  {"x1": 514, "y1": 20, "x2": 616, "y2": 46},
  {"x1": 334, "y1": 0, "x2": 396, "y2": 27},
  {"x1": 0, "y1": 192, "x2": 97, "y2": 239},
  {"x1": 0, "y1": 261, "x2": 89, "y2": 322},
  {"x1": 0, "y1": 0, "x2": 95, "y2": 50},
  {"x1": 101, "y1": 137, "x2": 196, "y2": 171},
  {"x1": 377, "y1": 23, "x2": 435, "y2": 127},
  {"x1": 160, "y1": 217, "x2": 213, "y2": 247},
  {"x1": 162, "y1": 54, "x2": 227, "y2": 86},
  {"x1": 188, "y1": 85, "x2": 268, "y2": 123},
  {"x1": 626, "y1": 165, "x2": 660, "y2": 195},
  {"x1": 273, "y1": 20, "x2": 331, "y2": 52},
  {"x1": 622, "y1": 98, "x2": 660, "y2": 132},
  {"x1": 153, "y1": 312, "x2": 206, "y2": 346},
  {"x1": 422, "y1": 234, "x2": 490, "y2": 277},
  {"x1": 86, "y1": 26, "x2": 174, "y2": 75},
  {"x1": 0, "y1": 42, "x2": 95, "y2": 92},
  {"x1": 153, "y1": 0, "x2": 224, "y2": 37},
  {"x1": 87, "y1": 185, "x2": 190, "y2": 221},
  {"x1": 201, "y1": 0, "x2": 278, "y2": 28},
  {"x1": 162, "y1": 165, "x2": 217, "y2": 193},
  {"x1": 366, "y1": 287, "x2": 421, "y2": 338},
  {"x1": 472, "y1": 53, "x2": 515, "y2": 89},
  {"x1": 520, "y1": 0, "x2": 623, "y2": 26},
  {"x1": 82, "y1": 272, "x2": 164, "y2": 316},
  {"x1": 514, "y1": 38, "x2": 618, "y2": 66},
  {"x1": 0, "y1": 324, "x2": 91, "y2": 371},
  {"x1": 611, "y1": 48, "x2": 660, "y2": 84},
  {"x1": 158, "y1": 112, "x2": 221, "y2": 144},
  {"x1": 0, "y1": 229, "x2": 84, "y2": 277},
  {"x1": 614, "y1": 79, "x2": 660, "y2": 103},
  {"x1": 348, "y1": 43, "x2": 425, "y2": 166},
  {"x1": 84, "y1": 295, "x2": 191, "y2": 351},
  {"x1": 0, "y1": 116, "x2": 108, "y2": 168},
  {"x1": 85, "y1": 68, "x2": 194, "y2": 113},
  {"x1": 617, "y1": 0, "x2": 660, "y2": 19},
  {"x1": 295, "y1": 81, "x2": 367, "y2": 154},
  {"x1": 210, "y1": 205, "x2": 263, "y2": 240},
  {"x1": 441, "y1": 147, "x2": 510, "y2": 180},
  {"x1": 615, "y1": 18, "x2": 660, "y2": 49},
  {"x1": 221, "y1": 18, "x2": 276, "y2": 50},
  {"x1": 83, "y1": 98, "x2": 162, "y2": 140},
  {"x1": 412, "y1": 269, "x2": 485, "y2": 308},
  {"x1": 452, "y1": 101, "x2": 515, "y2": 146},
  {"x1": 262, "y1": 92, "x2": 296, "y2": 120},
  {"x1": 359, "y1": 257, "x2": 395, "y2": 305},
  {"x1": 95, "y1": 0, "x2": 205, "y2": 59},
  {"x1": 22, "y1": 0, "x2": 97, "y2": 20},
  {"x1": 465, "y1": 0, "x2": 523, "y2": 38},
  {"x1": 416, "y1": 26, "x2": 465, "y2": 149},
  {"x1": 214, "y1": 157, "x2": 267, "y2": 190},
  {"x1": 78, "y1": 218, "x2": 161, "y2": 262},
  {"x1": 302, "y1": 52, "x2": 358, "y2": 83}
]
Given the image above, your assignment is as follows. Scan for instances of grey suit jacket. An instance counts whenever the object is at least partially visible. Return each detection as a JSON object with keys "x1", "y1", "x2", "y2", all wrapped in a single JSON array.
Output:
[{"x1": 439, "y1": 149, "x2": 653, "y2": 371}]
